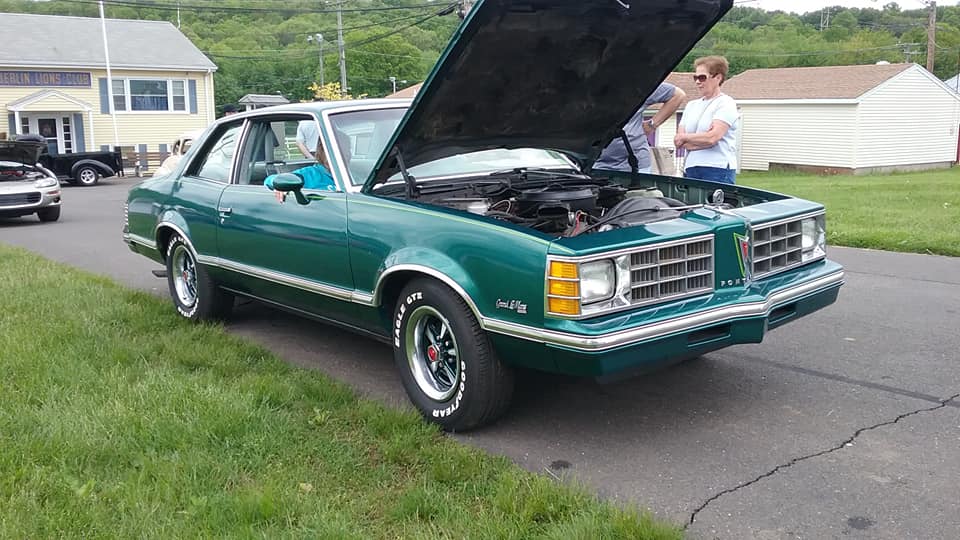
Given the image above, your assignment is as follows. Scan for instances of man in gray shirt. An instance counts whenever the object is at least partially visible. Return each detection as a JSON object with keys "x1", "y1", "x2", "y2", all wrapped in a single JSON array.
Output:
[{"x1": 594, "y1": 82, "x2": 686, "y2": 174}]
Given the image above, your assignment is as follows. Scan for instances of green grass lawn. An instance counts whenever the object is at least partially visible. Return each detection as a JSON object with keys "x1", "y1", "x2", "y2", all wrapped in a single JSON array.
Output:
[
  {"x1": 0, "y1": 244, "x2": 681, "y2": 539},
  {"x1": 739, "y1": 169, "x2": 960, "y2": 257}
]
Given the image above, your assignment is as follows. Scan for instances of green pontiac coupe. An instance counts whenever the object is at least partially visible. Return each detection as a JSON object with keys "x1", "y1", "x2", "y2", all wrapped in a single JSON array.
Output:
[{"x1": 124, "y1": 0, "x2": 843, "y2": 430}]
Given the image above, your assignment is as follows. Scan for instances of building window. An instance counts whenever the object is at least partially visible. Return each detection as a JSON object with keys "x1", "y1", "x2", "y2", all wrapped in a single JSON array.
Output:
[
  {"x1": 112, "y1": 79, "x2": 126, "y2": 111},
  {"x1": 110, "y1": 78, "x2": 188, "y2": 112},
  {"x1": 172, "y1": 80, "x2": 186, "y2": 111}
]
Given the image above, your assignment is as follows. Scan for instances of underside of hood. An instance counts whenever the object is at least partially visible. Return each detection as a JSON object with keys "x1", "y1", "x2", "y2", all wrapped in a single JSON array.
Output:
[
  {"x1": 367, "y1": 0, "x2": 732, "y2": 189},
  {"x1": 0, "y1": 140, "x2": 45, "y2": 165}
]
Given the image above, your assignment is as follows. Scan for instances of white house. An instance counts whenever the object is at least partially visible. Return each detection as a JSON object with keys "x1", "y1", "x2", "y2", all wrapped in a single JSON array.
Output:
[{"x1": 723, "y1": 63, "x2": 960, "y2": 174}]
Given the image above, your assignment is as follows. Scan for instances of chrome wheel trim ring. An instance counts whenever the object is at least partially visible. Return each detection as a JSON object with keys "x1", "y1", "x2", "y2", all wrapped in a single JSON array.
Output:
[
  {"x1": 171, "y1": 244, "x2": 198, "y2": 307},
  {"x1": 404, "y1": 305, "x2": 461, "y2": 402}
]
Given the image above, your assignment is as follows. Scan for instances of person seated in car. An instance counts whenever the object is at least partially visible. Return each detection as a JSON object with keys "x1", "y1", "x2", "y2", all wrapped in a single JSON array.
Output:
[{"x1": 264, "y1": 142, "x2": 337, "y2": 202}]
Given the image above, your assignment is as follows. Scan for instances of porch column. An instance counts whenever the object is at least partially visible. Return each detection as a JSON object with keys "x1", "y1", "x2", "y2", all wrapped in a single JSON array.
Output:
[
  {"x1": 13, "y1": 110, "x2": 21, "y2": 135},
  {"x1": 88, "y1": 110, "x2": 96, "y2": 149}
]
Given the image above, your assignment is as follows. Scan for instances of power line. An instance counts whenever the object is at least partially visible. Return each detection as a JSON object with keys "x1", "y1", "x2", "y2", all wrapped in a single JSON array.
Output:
[
  {"x1": 51, "y1": 0, "x2": 444, "y2": 15},
  {"x1": 203, "y1": 2, "x2": 455, "y2": 60}
]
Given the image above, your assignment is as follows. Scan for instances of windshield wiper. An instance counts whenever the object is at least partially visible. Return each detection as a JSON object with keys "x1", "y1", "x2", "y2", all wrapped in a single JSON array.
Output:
[{"x1": 488, "y1": 167, "x2": 588, "y2": 180}]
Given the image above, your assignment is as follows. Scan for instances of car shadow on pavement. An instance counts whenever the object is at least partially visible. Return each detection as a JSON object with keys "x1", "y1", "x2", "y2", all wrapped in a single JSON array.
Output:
[{"x1": 223, "y1": 298, "x2": 766, "y2": 439}]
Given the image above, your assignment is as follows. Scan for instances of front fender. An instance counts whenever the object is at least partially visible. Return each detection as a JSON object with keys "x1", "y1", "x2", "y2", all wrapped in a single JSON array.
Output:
[{"x1": 374, "y1": 247, "x2": 482, "y2": 316}]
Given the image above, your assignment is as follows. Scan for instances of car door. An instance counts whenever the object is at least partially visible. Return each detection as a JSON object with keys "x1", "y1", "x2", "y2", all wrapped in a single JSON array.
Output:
[
  {"x1": 215, "y1": 113, "x2": 356, "y2": 322},
  {"x1": 173, "y1": 120, "x2": 244, "y2": 269}
]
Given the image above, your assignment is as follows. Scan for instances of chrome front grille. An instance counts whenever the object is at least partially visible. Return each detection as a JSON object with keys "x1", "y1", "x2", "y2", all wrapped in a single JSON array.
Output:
[
  {"x1": 629, "y1": 236, "x2": 714, "y2": 306},
  {"x1": 752, "y1": 219, "x2": 803, "y2": 278}
]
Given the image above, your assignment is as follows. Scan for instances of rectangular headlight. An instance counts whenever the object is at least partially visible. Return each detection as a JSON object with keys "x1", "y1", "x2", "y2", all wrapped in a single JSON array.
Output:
[
  {"x1": 579, "y1": 260, "x2": 615, "y2": 304},
  {"x1": 801, "y1": 215, "x2": 826, "y2": 262}
]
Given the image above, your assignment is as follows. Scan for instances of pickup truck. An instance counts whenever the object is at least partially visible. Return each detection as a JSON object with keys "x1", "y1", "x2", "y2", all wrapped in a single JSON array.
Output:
[{"x1": 15, "y1": 133, "x2": 124, "y2": 186}]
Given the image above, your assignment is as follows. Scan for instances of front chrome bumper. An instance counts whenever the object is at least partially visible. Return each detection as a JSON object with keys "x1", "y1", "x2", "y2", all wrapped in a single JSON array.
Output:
[{"x1": 484, "y1": 268, "x2": 844, "y2": 352}]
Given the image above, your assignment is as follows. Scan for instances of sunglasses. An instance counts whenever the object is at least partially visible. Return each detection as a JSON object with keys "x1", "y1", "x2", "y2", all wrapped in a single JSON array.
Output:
[{"x1": 693, "y1": 74, "x2": 712, "y2": 83}]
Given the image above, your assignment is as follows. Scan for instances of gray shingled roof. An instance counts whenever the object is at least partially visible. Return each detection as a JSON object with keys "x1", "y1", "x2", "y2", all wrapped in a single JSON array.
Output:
[
  {"x1": 0, "y1": 13, "x2": 216, "y2": 71},
  {"x1": 238, "y1": 94, "x2": 290, "y2": 105},
  {"x1": 723, "y1": 63, "x2": 913, "y2": 100}
]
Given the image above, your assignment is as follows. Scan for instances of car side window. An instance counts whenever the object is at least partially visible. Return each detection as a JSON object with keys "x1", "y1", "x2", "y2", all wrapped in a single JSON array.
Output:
[
  {"x1": 328, "y1": 108, "x2": 405, "y2": 186},
  {"x1": 237, "y1": 115, "x2": 325, "y2": 187},
  {"x1": 186, "y1": 122, "x2": 242, "y2": 183}
]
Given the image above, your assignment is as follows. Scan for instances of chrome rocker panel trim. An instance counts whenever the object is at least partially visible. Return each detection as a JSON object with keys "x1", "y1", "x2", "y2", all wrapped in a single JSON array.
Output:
[
  {"x1": 482, "y1": 270, "x2": 844, "y2": 352},
  {"x1": 124, "y1": 232, "x2": 157, "y2": 250}
]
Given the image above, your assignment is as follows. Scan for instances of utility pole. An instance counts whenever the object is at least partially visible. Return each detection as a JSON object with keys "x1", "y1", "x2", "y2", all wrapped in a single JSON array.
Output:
[
  {"x1": 337, "y1": 1, "x2": 347, "y2": 97},
  {"x1": 903, "y1": 45, "x2": 920, "y2": 64},
  {"x1": 308, "y1": 33, "x2": 324, "y2": 86},
  {"x1": 820, "y1": 7, "x2": 830, "y2": 32},
  {"x1": 926, "y1": 1, "x2": 937, "y2": 73}
]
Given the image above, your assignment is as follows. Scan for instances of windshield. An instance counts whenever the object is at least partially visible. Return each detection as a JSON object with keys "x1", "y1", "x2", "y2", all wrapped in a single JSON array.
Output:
[{"x1": 328, "y1": 107, "x2": 575, "y2": 186}]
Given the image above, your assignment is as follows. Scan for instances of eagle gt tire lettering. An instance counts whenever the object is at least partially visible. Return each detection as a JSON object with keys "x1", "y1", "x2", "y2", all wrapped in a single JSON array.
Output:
[
  {"x1": 165, "y1": 234, "x2": 234, "y2": 321},
  {"x1": 393, "y1": 278, "x2": 514, "y2": 431}
]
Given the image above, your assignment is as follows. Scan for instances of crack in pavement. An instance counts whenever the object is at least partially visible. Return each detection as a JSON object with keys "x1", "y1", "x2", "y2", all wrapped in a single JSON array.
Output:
[
  {"x1": 685, "y1": 392, "x2": 960, "y2": 529},
  {"x1": 843, "y1": 269, "x2": 960, "y2": 287}
]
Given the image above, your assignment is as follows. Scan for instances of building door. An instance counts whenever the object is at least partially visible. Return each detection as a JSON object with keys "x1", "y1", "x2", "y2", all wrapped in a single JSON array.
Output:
[
  {"x1": 21, "y1": 115, "x2": 74, "y2": 154},
  {"x1": 37, "y1": 118, "x2": 59, "y2": 155}
]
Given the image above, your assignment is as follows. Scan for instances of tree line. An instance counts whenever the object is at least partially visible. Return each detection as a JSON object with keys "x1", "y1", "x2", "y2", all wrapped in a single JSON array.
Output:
[{"x1": 1, "y1": 0, "x2": 957, "y2": 109}]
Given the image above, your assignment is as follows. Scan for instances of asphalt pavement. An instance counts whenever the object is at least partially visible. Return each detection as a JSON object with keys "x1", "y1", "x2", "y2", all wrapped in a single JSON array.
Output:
[{"x1": 2, "y1": 178, "x2": 958, "y2": 539}]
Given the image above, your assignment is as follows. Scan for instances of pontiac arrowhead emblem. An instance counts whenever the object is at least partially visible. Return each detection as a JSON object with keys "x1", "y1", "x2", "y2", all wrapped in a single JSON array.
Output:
[{"x1": 734, "y1": 232, "x2": 752, "y2": 284}]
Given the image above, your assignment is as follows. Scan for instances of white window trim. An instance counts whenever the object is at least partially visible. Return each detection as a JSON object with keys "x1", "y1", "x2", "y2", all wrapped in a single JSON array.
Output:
[{"x1": 112, "y1": 77, "x2": 190, "y2": 114}]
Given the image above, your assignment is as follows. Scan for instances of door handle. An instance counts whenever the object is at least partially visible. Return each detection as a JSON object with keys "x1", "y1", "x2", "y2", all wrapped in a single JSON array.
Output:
[{"x1": 218, "y1": 207, "x2": 232, "y2": 216}]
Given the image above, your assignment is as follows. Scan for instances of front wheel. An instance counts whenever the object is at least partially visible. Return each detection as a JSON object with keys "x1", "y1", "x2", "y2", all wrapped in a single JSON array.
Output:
[
  {"x1": 74, "y1": 166, "x2": 100, "y2": 186},
  {"x1": 165, "y1": 234, "x2": 233, "y2": 321},
  {"x1": 37, "y1": 206, "x2": 60, "y2": 222},
  {"x1": 393, "y1": 279, "x2": 514, "y2": 431}
]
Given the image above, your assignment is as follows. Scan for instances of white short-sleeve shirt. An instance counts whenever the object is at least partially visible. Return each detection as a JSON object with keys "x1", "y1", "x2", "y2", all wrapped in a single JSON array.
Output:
[
  {"x1": 295, "y1": 120, "x2": 320, "y2": 154},
  {"x1": 680, "y1": 94, "x2": 739, "y2": 170}
]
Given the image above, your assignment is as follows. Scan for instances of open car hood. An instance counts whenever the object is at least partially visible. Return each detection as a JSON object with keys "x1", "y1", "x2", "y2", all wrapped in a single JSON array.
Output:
[
  {"x1": 365, "y1": 0, "x2": 732, "y2": 190},
  {"x1": 0, "y1": 140, "x2": 45, "y2": 165}
]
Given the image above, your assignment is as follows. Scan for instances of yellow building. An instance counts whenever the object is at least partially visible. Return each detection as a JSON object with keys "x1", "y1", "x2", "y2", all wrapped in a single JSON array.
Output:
[{"x1": 1, "y1": 12, "x2": 216, "y2": 155}]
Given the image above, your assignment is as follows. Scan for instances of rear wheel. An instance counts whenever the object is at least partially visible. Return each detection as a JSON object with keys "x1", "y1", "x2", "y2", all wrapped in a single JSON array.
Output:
[
  {"x1": 393, "y1": 278, "x2": 514, "y2": 431},
  {"x1": 37, "y1": 206, "x2": 60, "y2": 222},
  {"x1": 74, "y1": 166, "x2": 100, "y2": 186},
  {"x1": 165, "y1": 234, "x2": 233, "y2": 321}
]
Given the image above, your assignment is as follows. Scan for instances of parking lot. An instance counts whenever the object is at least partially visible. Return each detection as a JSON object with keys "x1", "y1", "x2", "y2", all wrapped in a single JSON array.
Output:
[{"x1": 2, "y1": 179, "x2": 959, "y2": 539}]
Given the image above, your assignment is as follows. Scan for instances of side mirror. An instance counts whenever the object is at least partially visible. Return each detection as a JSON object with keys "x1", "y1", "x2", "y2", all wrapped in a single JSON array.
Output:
[
  {"x1": 272, "y1": 172, "x2": 310, "y2": 205},
  {"x1": 271, "y1": 172, "x2": 304, "y2": 192}
]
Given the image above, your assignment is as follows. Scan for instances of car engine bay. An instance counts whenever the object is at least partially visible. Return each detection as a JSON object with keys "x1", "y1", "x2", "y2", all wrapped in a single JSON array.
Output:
[
  {"x1": 374, "y1": 169, "x2": 740, "y2": 236},
  {"x1": 0, "y1": 163, "x2": 50, "y2": 182}
]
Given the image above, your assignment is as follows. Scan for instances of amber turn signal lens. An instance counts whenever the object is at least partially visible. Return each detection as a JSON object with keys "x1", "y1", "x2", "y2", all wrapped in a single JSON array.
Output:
[
  {"x1": 548, "y1": 297, "x2": 580, "y2": 315},
  {"x1": 548, "y1": 279, "x2": 579, "y2": 297},
  {"x1": 549, "y1": 261, "x2": 578, "y2": 279}
]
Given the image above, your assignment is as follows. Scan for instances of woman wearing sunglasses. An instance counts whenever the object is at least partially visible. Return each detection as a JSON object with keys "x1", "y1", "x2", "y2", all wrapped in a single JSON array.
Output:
[{"x1": 674, "y1": 55, "x2": 740, "y2": 184}]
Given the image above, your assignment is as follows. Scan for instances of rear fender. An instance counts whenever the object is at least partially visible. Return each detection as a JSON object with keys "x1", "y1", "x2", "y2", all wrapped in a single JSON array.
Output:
[
  {"x1": 154, "y1": 211, "x2": 193, "y2": 262},
  {"x1": 71, "y1": 159, "x2": 115, "y2": 177}
]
